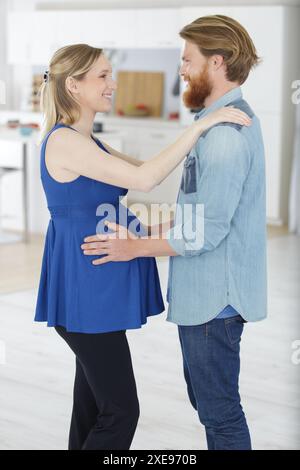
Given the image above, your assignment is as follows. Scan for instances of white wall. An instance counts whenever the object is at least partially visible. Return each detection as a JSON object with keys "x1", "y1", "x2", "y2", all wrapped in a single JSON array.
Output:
[{"x1": 0, "y1": 1, "x2": 11, "y2": 108}]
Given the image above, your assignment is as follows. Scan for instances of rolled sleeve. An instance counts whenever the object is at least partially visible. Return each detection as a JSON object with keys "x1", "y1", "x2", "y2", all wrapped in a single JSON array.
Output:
[{"x1": 166, "y1": 125, "x2": 251, "y2": 257}]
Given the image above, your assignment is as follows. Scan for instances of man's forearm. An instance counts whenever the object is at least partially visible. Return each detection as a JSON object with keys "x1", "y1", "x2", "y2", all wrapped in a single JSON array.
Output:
[
  {"x1": 134, "y1": 237, "x2": 178, "y2": 258},
  {"x1": 145, "y1": 219, "x2": 175, "y2": 238}
]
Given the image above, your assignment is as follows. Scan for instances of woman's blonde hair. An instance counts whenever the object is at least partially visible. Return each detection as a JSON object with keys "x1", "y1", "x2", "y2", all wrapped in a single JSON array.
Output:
[
  {"x1": 39, "y1": 43, "x2": 103, "y2": 140},
  {"x1": 180, "y1": 15, "x2": 260, "y2": 84}
]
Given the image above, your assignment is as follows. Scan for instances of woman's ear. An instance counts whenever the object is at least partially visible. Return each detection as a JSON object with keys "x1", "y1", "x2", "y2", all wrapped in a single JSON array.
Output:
[{"x1": 65, "y1": 76, "x2": 79, "y2": 95}]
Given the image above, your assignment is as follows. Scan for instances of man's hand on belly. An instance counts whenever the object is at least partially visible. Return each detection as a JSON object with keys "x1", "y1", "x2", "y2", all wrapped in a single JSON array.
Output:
[
  {"x1": 81, "y1": 221, "x2": 178, "y2": 265},
  {"x1": 81, "y1": 221, "x2": 138, "y2": 265}
]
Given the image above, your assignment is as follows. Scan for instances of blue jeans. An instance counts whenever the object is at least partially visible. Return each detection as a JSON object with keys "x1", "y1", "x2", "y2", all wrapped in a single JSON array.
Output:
[{"x1": 178, "y1": 315, "x2": 251, "y2": 450}]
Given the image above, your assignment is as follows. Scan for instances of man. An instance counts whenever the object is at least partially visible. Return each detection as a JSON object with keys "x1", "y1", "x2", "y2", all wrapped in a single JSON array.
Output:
[{"x1": 81, "y1": 15, "x2": 267, "y2": 450}]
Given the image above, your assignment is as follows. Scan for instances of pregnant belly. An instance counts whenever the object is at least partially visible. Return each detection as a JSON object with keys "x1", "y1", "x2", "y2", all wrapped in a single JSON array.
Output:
[{"x1": 50, "y1": 213, "x2": 148, "y2": 272}]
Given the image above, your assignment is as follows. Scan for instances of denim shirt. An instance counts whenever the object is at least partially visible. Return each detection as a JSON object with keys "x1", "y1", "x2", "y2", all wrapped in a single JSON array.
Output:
[{"x1": 166, "y1": 87, "x2": 267, "y2": 325}]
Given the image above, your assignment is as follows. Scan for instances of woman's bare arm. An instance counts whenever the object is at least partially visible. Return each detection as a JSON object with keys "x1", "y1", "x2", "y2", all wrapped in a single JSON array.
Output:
[
  {"x1": 48, "y1": 107, "x2": 251, "y2": 193},
  {"x1": 99, "y1": 140, "x2": 143, "y2": 167}
]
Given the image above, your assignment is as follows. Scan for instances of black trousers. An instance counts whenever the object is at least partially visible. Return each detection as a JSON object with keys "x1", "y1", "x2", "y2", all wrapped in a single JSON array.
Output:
[{"x1": 55, "y1": 326, "x2": 140, "y2": 450}]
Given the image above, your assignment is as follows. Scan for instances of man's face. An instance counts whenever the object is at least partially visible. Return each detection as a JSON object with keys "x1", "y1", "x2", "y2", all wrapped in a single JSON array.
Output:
[{"x1": 179, "y1": 41, "x2": 213, "y2": 110}]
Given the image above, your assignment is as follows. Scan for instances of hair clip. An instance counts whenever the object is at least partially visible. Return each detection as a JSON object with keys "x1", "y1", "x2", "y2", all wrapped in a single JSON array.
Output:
[{"x1": 43, "y1": 70, "x2": 49, "y2": 83}]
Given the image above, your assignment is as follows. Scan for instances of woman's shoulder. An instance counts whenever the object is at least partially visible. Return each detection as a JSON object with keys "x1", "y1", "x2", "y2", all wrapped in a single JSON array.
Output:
[
  {"x1": 48, "y1": 123, "x2": 75, "y2": 140},
  {"x1": 43, "y1": 125, "x2": 81, "y2": 171},
  {"x1": 46, "y1": 124, "x2": 80, "y2": 152}
]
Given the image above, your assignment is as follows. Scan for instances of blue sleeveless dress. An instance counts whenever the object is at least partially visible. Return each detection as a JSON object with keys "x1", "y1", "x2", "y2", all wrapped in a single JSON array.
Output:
[{"x1": 34, "y1": 123, "x2": 165, "y2": 333}]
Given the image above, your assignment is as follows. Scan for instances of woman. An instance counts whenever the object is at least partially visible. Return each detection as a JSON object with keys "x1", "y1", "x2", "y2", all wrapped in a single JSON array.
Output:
[{"x1": 34, "y1": 43, "x2": 251, "y2": 450}]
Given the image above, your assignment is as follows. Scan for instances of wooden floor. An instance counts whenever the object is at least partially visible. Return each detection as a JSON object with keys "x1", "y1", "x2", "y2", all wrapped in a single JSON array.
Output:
[
  {"x1": 0, "y1": 225, "x2": 299, "y2": 450},
  {"x1": 0, "y1": 233, "x2": 44, "y2": 295}
]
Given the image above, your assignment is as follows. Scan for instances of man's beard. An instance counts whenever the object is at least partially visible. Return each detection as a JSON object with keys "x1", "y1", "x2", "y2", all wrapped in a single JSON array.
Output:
[{"x1": 183, "y1": 64, "x2": 213, "y2": 110}]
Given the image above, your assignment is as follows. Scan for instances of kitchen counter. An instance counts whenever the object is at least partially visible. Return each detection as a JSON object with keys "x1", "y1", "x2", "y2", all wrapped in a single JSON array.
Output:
[
  {"x1": 0, "y1": 124, "x2": 126, "y2": 145},
  {"x1": 0, "y1": 110, "x2": 185, "y2": 130}
]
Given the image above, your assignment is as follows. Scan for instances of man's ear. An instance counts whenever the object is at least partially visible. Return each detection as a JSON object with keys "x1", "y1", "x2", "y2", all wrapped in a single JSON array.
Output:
[
  {"x1": 65, "y1": 76, "x2": 79, "y2": 95},
  {"x1": 210, "y1": 54, "x2": 224, "y2": 72}
]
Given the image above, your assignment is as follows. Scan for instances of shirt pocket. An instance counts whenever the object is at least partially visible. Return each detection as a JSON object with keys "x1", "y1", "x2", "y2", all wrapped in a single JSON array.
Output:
[{"x1": 180, "y1": 155, "x2": 197, "y2": 194}]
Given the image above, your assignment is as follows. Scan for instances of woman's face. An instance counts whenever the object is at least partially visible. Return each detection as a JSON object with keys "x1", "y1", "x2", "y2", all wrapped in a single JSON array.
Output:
[{"x1": 70, "y1": 53, "x2": 117, "y2": 114}]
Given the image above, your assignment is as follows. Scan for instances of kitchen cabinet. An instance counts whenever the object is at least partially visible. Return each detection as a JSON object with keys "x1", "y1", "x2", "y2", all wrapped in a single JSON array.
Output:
[
  {"x1": 136, "y1": 9, "x2": 181, "y2": 49},
  {"x1": 28, "y1": 10, "x2": 138, "y2": 64},
  {"x1": 7, "y1": 12, "x2": 60, "y2": 66},
  {"x1": 7, "y1": 12, "x2": 32, "y2": 64},
  {"x1": 55, "y1": 11, "x2": 86, "y2": 47},
  {"x1": 0, "y1": 139, "x2": 29, "y2": 233},
  {"x1": 7, "y1": 8, "x2": 180, "y2": 66},
  {"x1": 30, "y1": 12, "x2": 61, "y2": 66},
  {"x1": 7, "y1": 10, "x2": 138, "y2": 65},
  {"x1": 94, "y1": 132, "x2": 123, "y2": 153},
  {"x1": 180, "y1": 6, "x2": 234, "y2": 26},
  {"x1": 123, "y1": 127, "x2": 184, "y2": 205},
  {"x1": 57, "y1": 10, "x2": 138, "y2": 49}
]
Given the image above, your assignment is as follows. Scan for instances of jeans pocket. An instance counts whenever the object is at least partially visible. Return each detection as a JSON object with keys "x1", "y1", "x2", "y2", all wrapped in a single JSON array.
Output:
[
  {"x1": 181, "y1": 156, "x2": 197, "y2": 194},
  {"x1": 224, "y1": 315, "x2": 244, "y2": 345}
]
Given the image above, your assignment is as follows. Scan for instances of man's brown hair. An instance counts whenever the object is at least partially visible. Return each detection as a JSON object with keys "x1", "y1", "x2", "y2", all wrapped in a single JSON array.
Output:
[{"x1": 180, "y1": 15, "x2": 260, "y2": 84}]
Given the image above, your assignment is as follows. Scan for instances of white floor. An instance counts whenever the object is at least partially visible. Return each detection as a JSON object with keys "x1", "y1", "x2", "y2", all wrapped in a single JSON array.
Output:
[{"x1": 0, "y1": 234, "x2": 299, "y2": 450}]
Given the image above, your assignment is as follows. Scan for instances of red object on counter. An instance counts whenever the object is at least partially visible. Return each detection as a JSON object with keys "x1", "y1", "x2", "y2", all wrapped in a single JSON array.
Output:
[
  {"x1": 168, "y1": 112, "x2": 179, "y2": 120},
  {"x1": 6, "y1": 121, "x2": 40, "y2": 129},
  {"x1": 21, "y1": 122, "x2": 40, "y2": 129},
  {"x1": 136, "y1": 103, "x2": 148, "y2": 110}
]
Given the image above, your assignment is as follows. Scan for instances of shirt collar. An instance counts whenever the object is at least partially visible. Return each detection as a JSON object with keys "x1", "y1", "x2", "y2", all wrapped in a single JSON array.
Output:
[{"x1": 194, "y1": 86, "x2": 242, "y2": 121}]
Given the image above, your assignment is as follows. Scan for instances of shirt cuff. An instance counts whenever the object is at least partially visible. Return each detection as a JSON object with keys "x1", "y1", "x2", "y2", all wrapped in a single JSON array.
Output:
[{"x1": 165, "y1": 224, "x2": 198, "y2": 257}]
